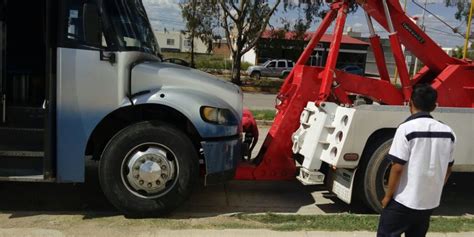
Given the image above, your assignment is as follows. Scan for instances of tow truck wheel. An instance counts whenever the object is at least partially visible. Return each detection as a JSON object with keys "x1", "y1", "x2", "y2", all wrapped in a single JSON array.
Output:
[
  {"x1": 99, "y1": 121, "x2": 198, "y2": 217},
  {"x1": 360, "y1": 139, "x2": 393, "y2": 213}
]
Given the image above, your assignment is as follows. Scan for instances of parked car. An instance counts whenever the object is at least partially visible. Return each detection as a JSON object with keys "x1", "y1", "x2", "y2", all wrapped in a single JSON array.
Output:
[
  {"x1": 341, "y1": 65, "x2": 364, "y2": 76},
  {"x1": 247, "y1": 59, "x2": 294, "y2": 79},
  {"x1": 164, "y1": 58, "x2": 194, "y2": 68}
]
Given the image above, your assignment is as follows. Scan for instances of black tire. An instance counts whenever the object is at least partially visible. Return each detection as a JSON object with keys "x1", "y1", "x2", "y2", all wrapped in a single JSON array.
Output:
[
  {"x1": 281, "y1": 72, "x2": 290, "y2": 79},
  {"x1": 359, "y1": 139, "x2": 393, "y2": 213},
  {"x1": 99, "y1": 121, "x2": 199, "y2": 217},
  {"x1": 251, "y1": 71, "x2": 261, "y2": 80}
]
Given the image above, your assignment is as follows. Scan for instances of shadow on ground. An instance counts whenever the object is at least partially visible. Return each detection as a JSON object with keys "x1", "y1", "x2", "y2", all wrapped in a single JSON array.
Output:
[
  {"x1": 0, "y1": 160, "x2": 116, "y2": 219},
  {"x1": 0, "y1": 159, "x2": 472, "y2": 219}
]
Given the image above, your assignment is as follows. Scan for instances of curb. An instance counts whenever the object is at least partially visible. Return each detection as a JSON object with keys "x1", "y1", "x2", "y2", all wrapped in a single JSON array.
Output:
[{"x1": 256, "y1": 120, "x2": 274, "y2": 126}]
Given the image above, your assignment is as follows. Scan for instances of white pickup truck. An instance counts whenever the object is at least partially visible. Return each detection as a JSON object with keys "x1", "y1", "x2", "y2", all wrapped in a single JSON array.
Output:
[{"x1": 247, "y1": 59, "x2": 294, "y2": 79}]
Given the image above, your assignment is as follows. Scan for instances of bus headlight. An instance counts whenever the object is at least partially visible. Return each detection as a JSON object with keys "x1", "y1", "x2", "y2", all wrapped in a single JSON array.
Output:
[{"x1": 200, "y1": 106, "x2": 237, "y2": 125}]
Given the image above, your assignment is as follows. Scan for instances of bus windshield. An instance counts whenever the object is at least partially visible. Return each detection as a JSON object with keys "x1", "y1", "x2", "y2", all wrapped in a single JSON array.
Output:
[{"x1": 103, "y1": 0, "x2": 160, "y2": 55}]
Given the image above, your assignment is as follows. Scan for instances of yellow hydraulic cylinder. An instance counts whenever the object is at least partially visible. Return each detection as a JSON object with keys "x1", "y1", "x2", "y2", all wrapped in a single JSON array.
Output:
[{"x1": 463, "y1": 0, "x2": 474, "y2": 59}]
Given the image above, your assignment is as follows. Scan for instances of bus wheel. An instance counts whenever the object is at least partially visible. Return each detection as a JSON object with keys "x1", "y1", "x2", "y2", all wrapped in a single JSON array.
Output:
[{"x1": 99, "y1": 121, "x2": 198, "y2": 217}]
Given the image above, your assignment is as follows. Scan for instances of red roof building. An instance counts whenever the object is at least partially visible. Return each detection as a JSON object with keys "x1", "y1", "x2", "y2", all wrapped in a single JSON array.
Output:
[
  {"x1": 246, "y1": 30, "x2": 370, "y2": 72},
  {"x1": 260, "y1": 30, "x2": 370, "y2": 46}
]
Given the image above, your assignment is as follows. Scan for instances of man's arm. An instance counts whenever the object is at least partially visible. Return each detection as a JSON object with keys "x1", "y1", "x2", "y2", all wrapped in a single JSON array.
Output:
[
  {"x1": 381, "y1": 163, "x2": 404, "y2": 208},
  {"x1": 444, "y1": 166, "x2": 452, "y2": 185},
  {"x1": 446, "y1": 133, "x2": 455, "y2": 185},
  {"x1": 382, "y1": 125, "x2": 410, "y2": 208}
]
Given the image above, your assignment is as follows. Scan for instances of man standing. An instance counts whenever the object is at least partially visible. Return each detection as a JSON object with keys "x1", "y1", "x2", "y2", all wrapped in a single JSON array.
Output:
[{"x1": 377, "y1": 84, "x2": 456, "y2": 237}]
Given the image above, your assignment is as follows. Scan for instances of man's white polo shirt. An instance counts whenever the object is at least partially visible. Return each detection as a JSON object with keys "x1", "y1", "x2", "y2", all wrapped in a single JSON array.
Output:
[{"x1": 386, "y1": 112, "x2": 455, "y2": 210}]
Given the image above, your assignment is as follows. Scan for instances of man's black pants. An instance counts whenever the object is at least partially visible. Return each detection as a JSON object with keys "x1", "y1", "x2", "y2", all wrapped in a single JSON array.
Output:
[{"x1": 377, "y1": 199, "x2": 434, "y2": 237}]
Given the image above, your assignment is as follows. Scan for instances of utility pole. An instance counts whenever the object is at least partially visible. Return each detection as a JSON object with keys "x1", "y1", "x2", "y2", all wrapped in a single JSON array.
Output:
[{"x1": 463, "y1": 0, "x2": 474, "y2": 59}]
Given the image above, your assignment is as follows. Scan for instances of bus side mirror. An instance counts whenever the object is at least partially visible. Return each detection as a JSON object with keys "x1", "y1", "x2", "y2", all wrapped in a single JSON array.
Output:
[{"x1": 83, "y1": 3, "x2": 101, "y2": 47}]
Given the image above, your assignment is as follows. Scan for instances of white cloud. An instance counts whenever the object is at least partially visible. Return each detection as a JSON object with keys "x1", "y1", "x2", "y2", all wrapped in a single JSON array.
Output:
[
  {"x1": 424, "y1": 0, "x2": 444, "y2": 3},
  {"x1": 403, "y1": 0, "x2": 444, "y2": 4},
  {"x1": 408, "y1": 12, "x2": 465, "y2": 47},
  {"x1": 346, "y1": 22, "x2": 365, "y2": 33},
  {"x1": 142, "y1": 0, "x2": 184, "y2": 31},
  {"x1": 143, "y1": 0, "x2": 179, "y2": 8}
]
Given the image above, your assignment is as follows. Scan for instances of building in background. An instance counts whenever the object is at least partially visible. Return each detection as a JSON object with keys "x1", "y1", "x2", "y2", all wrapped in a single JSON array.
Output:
[
  {"x1": 212, "y1": 38, "x2": 231, "y2": 58},
  {"x1": 240, "y1": 28, "x2": 453, "y2": 80},
  {"x1": 154, "y1": 31, "x2": 208, "y2": 54},
  {"x1": 361, "y1": 36, "x2": 426, "y2": 79},
  {"x1": 243, "y1": 30, "x2": 370, "y2": 73},
  {"x1": 362, "y1": 36, "x2": 401, "y2": 77}
]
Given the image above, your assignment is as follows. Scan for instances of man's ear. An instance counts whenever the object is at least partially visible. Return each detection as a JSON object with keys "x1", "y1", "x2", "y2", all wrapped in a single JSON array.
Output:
[{"x1": 409, "y1": 100, "x2": 415, "y2": 114}]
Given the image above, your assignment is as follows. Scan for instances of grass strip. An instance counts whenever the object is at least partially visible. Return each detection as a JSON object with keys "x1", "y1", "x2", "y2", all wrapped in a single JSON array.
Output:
[
  {"x1": 1, "y1": 213, "x2": 472, "y2": 233},
  {"x1": 250, "y1": 109, "x2": 276, "y2": 121},
  {"x1": 236, "y1": 213, "x2": 474, "y2": 232}
]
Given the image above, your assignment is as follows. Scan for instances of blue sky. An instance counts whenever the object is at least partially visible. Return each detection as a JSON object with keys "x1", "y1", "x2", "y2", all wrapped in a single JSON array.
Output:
[{"x1": 142, "y1": 0, "x2": 468, "y2": 48}]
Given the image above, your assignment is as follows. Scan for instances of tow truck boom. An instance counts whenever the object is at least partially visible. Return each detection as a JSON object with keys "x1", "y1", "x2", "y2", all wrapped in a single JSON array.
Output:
[{"x1": 238, "y1": 0, "x2": 474, "y2": 212}]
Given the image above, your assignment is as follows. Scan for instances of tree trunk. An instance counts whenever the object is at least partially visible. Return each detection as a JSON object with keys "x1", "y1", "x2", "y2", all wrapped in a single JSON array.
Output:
[
  {"x1": 231, "y1": 50, "x2": 242, "y2": 85},
  {"x1": 190, "y1": 0, "x2": 196, "y2": 68},
  {"x1": 190, "y1": 35, "x2": 195, "y2": 68}
]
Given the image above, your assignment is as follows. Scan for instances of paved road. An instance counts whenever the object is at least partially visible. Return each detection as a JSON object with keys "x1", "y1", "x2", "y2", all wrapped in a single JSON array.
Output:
[
  {"x1": 243, "y1": 92, "x2": 277, "y2": 110},
  {"x1": 0, "y1": 125, "x2": 472, "y2": 218},
  {"x1": 1, "y1": 166, "x2": 472, "y2": 217}
]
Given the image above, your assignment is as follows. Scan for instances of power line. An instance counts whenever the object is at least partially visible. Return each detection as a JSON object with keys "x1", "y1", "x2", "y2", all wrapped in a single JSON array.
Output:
[
  {"x1": 412, "y1": 0, "x2": 466, "y2": 39},
  {"x1": 425, "y1": 30, "x2": 474, "y2": 44},
  {"x1": 425, "y1": 27, "x2": 463, "y2": 37}
]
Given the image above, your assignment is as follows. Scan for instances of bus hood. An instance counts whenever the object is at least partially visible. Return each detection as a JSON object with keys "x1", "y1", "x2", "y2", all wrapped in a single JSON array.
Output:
[{"x1": 130, "y1": 61, "x2": 243, "y2": 117}]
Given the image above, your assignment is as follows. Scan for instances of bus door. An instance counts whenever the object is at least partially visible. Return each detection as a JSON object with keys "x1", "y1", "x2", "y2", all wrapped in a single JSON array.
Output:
[
  {"x1": 0, "y1": 0, "x2": 5, "y2": 125},
  {"x1": 0, "y1": 0, "x2": 49, "y2": 181}
]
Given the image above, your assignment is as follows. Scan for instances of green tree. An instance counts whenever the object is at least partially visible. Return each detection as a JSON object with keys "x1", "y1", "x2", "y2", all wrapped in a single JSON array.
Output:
[
  {"x1": 218, "y1": 0, "x2": 344, "y2": 85},
  {"x1": 181, "y1": 0, "x2": 357, "y2": 85},
  {"x1": 218, "y1": 0, "x2": 282, "y2": 85},
  {"x1": 453, "y1": 44, "x2": 474, "y2": 58},
  {"x1": 180, "y1": 0, "x2": 220, "y2": 67},
  {"x1": 445, "y1": 0, "x2": 471, "y2": 23}
]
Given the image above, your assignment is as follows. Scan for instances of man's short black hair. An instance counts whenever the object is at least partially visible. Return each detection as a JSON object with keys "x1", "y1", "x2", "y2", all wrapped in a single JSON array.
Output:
[{"x1": 411, "y1": 84, "x2": 438, "y2": 112}]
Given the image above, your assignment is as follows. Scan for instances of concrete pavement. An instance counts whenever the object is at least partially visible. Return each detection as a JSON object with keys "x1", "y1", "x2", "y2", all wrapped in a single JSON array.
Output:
[
  {"x1": 0, "y1": 126, "x2": 472, "y2": 218},
  {"x1": 173, "y1": 180, "x2": 361, "y2": 217},
  {"x1": 172, "y1": 173, "x2": 474, "y2": 217}
]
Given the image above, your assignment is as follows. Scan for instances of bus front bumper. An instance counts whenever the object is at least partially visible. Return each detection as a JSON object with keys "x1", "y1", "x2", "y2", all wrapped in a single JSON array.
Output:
[{"x1": 201, "y1": 136, "x2": 241, "y2": 185}]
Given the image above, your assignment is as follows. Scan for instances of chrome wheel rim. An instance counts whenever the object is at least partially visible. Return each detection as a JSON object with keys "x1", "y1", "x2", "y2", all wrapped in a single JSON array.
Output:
[{"x1": 121, "y1": 143, "x2": 179, "y2": 199}]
